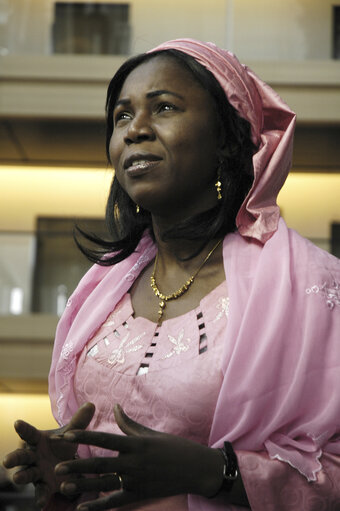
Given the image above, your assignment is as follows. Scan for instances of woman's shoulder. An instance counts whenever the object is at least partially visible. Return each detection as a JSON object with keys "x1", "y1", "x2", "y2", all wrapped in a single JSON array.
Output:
[
  {"x1": 76, "y1": 233, "x2": 156, "y2": 292},
  {"x1": 225, "y1": 218, "x2": 339, "y2": 286},
  {"x1": 285, "y1": 222, "x2": 339, "y2": 273}
]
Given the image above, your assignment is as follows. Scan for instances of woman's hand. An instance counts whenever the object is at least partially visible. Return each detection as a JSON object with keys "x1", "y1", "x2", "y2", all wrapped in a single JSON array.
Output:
[
  {"x1": 55, "y1": 404, "x2": 224, "y2": 511},
  {"x1": 3, "y1": 402, "x2": 95, "y2": 508}
]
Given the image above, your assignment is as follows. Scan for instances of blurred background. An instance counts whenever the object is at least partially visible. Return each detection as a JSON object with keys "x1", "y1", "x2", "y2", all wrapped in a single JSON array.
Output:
[{"x1": 0, "y1": 0, "x2": 339, "y2": 508}]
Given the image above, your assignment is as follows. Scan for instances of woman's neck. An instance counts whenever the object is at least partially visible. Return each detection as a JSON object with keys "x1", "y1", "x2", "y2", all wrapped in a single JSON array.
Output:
[{"x1": 151, "y1": 219, "x2": 221, "y2": 274}]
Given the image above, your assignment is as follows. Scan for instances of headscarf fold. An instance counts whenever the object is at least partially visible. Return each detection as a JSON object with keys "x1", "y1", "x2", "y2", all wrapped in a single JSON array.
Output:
[{"x1": 149, "y1": 39, "x2": 296, "y2": 244}]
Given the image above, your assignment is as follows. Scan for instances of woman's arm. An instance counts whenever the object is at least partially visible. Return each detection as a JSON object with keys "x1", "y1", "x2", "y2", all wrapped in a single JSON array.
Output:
[{"x1": 54, "y1": 405, "x2": 249, "y2": 510}]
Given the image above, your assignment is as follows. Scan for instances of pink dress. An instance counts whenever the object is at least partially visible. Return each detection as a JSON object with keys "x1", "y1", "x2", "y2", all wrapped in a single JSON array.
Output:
[{"x1": 74, "y1": 282, "x2": 229, "y2": 510}]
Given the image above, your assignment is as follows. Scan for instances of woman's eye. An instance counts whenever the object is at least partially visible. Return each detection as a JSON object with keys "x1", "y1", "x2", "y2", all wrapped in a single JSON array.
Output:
[
  {"x1": 157, "y1": 103, "x2": 176, "y2": 113},
  {"x1": 114, "y1": 112, "x2": 131, "y2": 124}
]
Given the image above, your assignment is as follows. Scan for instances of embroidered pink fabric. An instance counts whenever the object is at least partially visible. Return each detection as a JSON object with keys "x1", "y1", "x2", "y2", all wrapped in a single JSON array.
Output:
[
  {"x1": 73, "y1": 283, "x2": 227, "y2": 510},
  {"x1": 148, "y1": 39, "x2": 296, "y2": 244}
]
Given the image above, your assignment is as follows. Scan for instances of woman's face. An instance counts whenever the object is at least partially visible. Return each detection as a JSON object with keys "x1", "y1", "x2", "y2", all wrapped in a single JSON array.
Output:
[{"x1": 109, "y1": 55, "x2": 221, "y2": 219}]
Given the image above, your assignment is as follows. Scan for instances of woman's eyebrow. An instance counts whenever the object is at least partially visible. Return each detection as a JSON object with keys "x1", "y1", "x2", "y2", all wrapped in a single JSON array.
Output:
[
  {"x1": 115, "y1": 98, "x2": 130, "y2": 108},
  {"x1": 146, "y1": 89, "x2": 184, "y2": 100},
  {"x1": 115, "y1": 89, "x2": 184, "y2": 109}
]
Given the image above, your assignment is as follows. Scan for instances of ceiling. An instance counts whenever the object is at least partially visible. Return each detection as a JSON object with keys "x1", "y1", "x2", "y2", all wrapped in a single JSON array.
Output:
[
  {"x1": 0, "y1": 118, "x2": 107, "y2": 167},
  {"x1": 0, "y1": 119, "x2": 340, "y2": 171}
]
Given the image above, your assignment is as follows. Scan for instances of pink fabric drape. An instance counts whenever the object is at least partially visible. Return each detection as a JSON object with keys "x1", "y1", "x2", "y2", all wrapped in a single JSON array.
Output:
[{"x1": 49, "y1": 221, "x2": 340, "y2": 505}]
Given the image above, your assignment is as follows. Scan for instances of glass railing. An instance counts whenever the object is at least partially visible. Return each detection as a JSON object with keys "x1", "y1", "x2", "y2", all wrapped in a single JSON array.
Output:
[
  {"x1": 0, "y1": 222, "x2": 100, "y2": 316},
  {"x1": 0, "y1": 232, "x2": 35, "y2": 314},
  {"x1": 0, "y1": 1, "x2": 131, "y2": 56}
]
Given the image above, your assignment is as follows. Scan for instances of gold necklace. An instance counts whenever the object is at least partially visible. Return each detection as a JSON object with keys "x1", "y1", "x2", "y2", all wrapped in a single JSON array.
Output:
[{"x1": 150, "y1": 239, "x2": 222, "y2": 321}]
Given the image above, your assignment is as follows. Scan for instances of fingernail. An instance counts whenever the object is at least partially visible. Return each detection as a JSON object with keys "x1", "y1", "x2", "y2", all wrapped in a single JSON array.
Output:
[
  {"x1": 56, "y1": 465, "x2": 69, "y2": 475},
  {"x1": 63, "y1": 432, "x2": 76, "y2": 441},
  {"x1": 64, "y1": 482, "x2": 77, "y2": 493}
]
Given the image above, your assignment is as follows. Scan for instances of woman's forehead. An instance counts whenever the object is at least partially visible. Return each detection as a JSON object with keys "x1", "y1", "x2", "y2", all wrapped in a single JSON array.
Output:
[{"x1": 118, "y1": 55, "x2": 206, "y2": 99}]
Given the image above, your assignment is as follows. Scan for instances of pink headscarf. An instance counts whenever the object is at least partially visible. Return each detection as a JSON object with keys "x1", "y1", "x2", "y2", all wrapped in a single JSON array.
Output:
[{"x1": 149, "y1": 39, "x2": 296, "y2": 244}]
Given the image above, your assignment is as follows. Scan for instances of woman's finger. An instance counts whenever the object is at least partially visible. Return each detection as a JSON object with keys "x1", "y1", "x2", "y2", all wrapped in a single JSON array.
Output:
[
  {"x1": 35, "y1": 481, "x2": 50, "y2": 508},
  {"x1": 3, "y1": 448, "x2": 36, "y2": 469},
  {"x1": 62, "y1": 430, "x2": 136, "y2": 453},
  {"x1": 56, "y1": 457, "x2": 122, "y2": 475},
  {"x1": 13, "y1": 465, "x2": 41, "y2": 484},
  {"x1": 113, "y1": 405, "x2": 158, "y2": 437},
  {"x1": 13, "y1": 420, "x2": 40, "y2": 446},
  {"x1": 63, "y1": 402, "x2": 96, "y2": 433},
  {"x1": 61, "y1": 473, "x2": 122, "y2": 496}
]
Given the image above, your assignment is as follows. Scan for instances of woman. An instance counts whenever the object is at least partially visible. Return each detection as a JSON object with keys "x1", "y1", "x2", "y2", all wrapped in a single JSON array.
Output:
[{"x1": 3, "y1": 39, "x2": 340, "y2": 511}]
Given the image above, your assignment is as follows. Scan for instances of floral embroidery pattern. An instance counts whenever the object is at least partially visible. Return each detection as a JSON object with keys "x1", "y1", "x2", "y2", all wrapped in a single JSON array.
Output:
[
  {"x1": 102, "y1": 317, "x2": 115, "y2": 327},
  {"x1": 108, "y1": 332, "x2": 146, "y2": 365},
  {"x1": 87, "y1": 345, "x2": 99, "y2": 357},
  {"x1": 306, "y1": 280, "x2": 340, "y2": 310},
  {"x1": 163, "y1": 329, "x2": 191, "y2": 359},
  {"x1": 214, "y1": 297, "x2": 230, "y2": 322},
  {"x1": 61, "y1": 342, "x2": 74, "y2": 360},
  {"x1": 125, "y1": 248, "x2": 155, "y2": 282}
]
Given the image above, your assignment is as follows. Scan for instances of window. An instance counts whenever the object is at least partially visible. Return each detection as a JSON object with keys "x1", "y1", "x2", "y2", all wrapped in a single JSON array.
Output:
[
  {"x1": 331, "y1": 222, "x2": 340, "y2": 258},
  {"x1": 52, "y1": 2, "x2": 130, "y2": 55},
  {"x1": 32, "y1": 217, "x2": 106, "y2": 315},
  {"x1": 333, "y1": 6, "x2": 340, "y2": 59}
]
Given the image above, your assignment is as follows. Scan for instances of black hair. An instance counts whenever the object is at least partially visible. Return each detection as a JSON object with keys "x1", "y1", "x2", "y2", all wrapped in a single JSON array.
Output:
[{"x1": 75, "y1": 49, "x2": 256, "y2": 265}]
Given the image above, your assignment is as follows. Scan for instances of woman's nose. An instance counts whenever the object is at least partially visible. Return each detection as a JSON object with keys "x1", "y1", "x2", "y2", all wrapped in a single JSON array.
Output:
[{"x1": 124, "y1": 113, "x2": 155, "y2": 144}]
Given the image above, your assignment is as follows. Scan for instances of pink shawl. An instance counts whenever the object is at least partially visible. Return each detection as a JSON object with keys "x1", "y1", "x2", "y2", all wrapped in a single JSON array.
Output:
[
  {"x1": 49, "y1": 221, "x2": 340, "y2": 481},
  {"x1": 149, "y1": 39, "x2": 296, "y2": 244}
]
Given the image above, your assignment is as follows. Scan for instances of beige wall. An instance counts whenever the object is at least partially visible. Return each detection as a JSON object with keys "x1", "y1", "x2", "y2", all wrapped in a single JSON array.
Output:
[
  {"x1": 4, "y1": 0, "x2": 336, "y2": 59},
  {"x1": 130, "y1": 0, "x2": 228, "y2": 53},
  {"x1": 1, "y1": 165, "x2": 339, "y2": 242},
  {"x1": 0, "y1": 393, "x2": 57, "y2": 467},
  {"x1": 277, "y1": 173, "x2": 340, "y2": 241},
  {"x1": 0, "y1": 166, "x2": 111, "y2": 231},
  {"x1": 233, "y1": 0, "x2": 333, "y2": 60}
]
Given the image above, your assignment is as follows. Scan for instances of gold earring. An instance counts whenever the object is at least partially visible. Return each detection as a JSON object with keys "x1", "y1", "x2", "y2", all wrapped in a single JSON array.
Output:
[
  {"x1": 215, "y1": 174, "x2": 222, "y2": 200},
  {"x1": 136, "y1": 204, "x2": 140, "y2": 213}
]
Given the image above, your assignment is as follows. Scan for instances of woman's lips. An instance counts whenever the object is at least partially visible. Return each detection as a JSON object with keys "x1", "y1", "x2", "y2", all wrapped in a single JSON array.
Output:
[{"x1": 125, "y1": 159, "x2": 161, "y2": 176}]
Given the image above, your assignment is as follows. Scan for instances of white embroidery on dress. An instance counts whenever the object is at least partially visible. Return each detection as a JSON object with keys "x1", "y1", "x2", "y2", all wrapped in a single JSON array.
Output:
[
  {"x1": 214, "y1": 297, "x2": 230, "y2": 322},
  {"x1": 61, "y1": 342, "x2": 74, "y2": 360},
  {"x1": 133, "y1": 253, "x2": 150, "y2": 270},
  {"x1": 87, "y1": 345, "x2": 99, "y2": 357},
  {"x1": 108, "y1": 332, "x2": 146, "y2": 365},
  {"x1": 163, "y1": 329, "x2": 191, "y2": 359},
  {"x1": 306, "y1": 280, "x2": 340, "y2": 310},
  {"x1": 102, "y1": 317, "x2": 115, "y2": 327},
  {"x1": 125, "y1": 245, "x2": 156, "y2": 281},
  {"x1": 56, "y1": 355, "x2": 76, "y2": 423}
]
